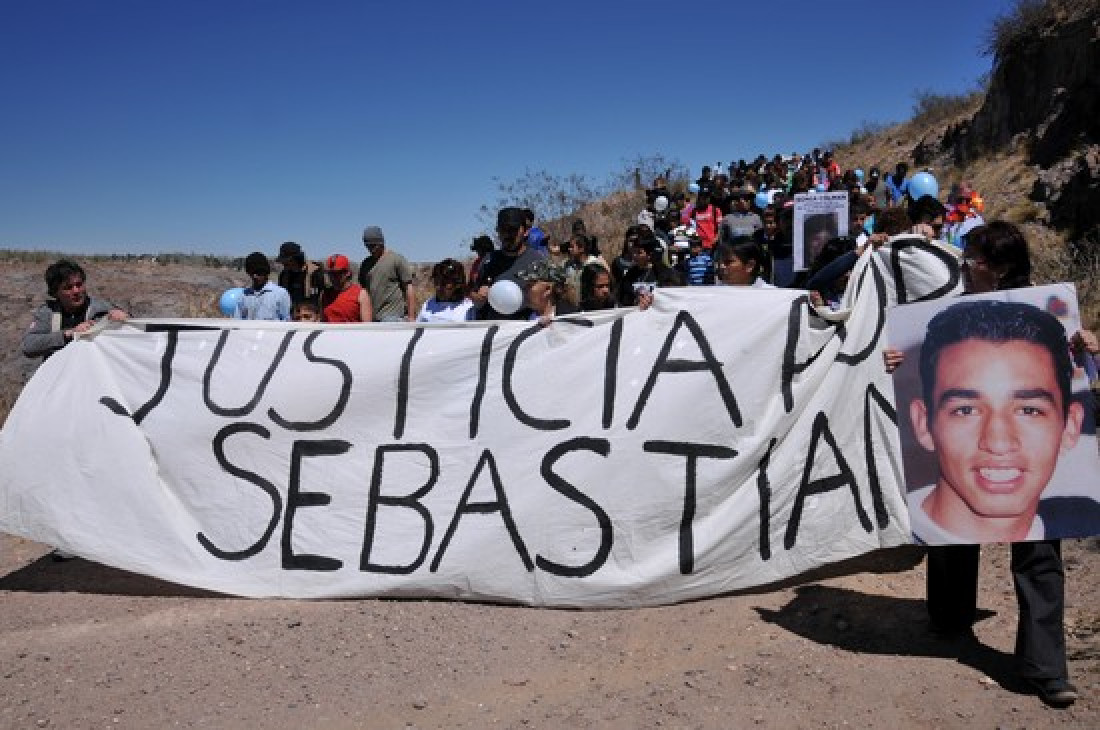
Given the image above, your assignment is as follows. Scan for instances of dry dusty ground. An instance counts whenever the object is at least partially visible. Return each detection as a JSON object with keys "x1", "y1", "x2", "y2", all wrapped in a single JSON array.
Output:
[{"x1": 2, "y1": 534, "x2": 1099, "y2": 729}]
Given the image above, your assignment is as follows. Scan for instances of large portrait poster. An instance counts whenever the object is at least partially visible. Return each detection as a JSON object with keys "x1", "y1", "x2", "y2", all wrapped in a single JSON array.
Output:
[
  {"x1": 793, "y1": 192, "x2": 849, "y2": 272},
  {"x1": 886, "y1": 283, "x2": 1100, "y2": 545}
]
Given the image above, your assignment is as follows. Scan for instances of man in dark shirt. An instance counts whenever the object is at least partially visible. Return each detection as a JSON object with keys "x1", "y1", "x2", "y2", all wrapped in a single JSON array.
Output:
[
  {"x1": 471, "y1": 207, "x2": 547, "y2": 320},
  {"x1": 275, "y1": 242, "x2": 326, "y2": 308}
]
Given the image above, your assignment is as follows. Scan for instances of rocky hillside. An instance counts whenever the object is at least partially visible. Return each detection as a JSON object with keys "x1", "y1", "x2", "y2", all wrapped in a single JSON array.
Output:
[{"x1": 834, "y1": 0, "x2": 1098, "y2": 319}]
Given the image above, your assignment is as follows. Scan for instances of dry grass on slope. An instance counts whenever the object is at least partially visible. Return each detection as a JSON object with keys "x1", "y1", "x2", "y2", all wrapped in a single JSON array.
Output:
[{"x1": 833, "y1": 92, "x2": 1099, "y2": 327}]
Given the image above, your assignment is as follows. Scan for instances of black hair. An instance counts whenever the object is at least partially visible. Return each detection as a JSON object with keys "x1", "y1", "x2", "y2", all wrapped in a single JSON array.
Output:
[
  {"x1": 431, "y1": 258, "x2": 467, "y2": 302},
  {"x1": 570, "y1": 233, "x2": 592, "y2": 255},
  {"x1": 497, "y1": 206, "x2": 526, "y2": 229},
  {"x1": 874, "y1": 208, "x2": 912, "y2": 236},
  {"x1": 586, "y1": 234, "x2": 601, "y2": 256},
  {"x1": 715, "y1": 237, "x2": 767, "y2": 280},
  {"x1": 44, "y1": 259, "x2": 85, "y2": 298},
  {"x1": 964, "y1": 221, "x2": 1031, "y2": 290},
  {"x1": 622, "y1": 224, "x2": 644, "y2": 249},
  {"x1": 292, "y1": 299, "x2": 319, "y2": 316},
  {"x1": 849, "y1": 197, "x2": 872, "y2": 218},
  {"x1": 908, "y1": 194, "x2": 947, "y2": 224},
  {"x1": 807, "y1": 235, "x2": 857, "y2": 280},
  {"x1": 244, "y1": 252, "x2": 271, "y2": 277},
  {"x1": 919, "y1": 299, "x2": 1073, "y2": 416},
  {"x1": 579, "y1": 263, "x2": 615, "y2": 310}
]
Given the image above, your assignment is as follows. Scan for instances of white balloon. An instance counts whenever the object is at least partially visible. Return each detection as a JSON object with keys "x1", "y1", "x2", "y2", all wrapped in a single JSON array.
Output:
[
  {"x1": 488, "y1": 279, "x2": 524, "y2": 315},
  {"x1": 654, "y1": 195, "x2": 669, "y2": 212}
]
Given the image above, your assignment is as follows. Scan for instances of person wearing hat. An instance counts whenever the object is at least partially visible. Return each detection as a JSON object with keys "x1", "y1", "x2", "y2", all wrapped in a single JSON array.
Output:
[
  {"x1": 321, "y1": 254, "x2": 372, "y2": 323},
  {"x1": 515, "y1": 258, "x2": 578, "y2": 324},
  {"x1": 470, "y1": 206, "x2": 547, "y2": 320},
  {"x1": 235, "y1": 252, "x2": 292, "y2": 321},
  {"x1": 468, "y1": 234, "x2": 495, "y2": 288},
  {"x1": 275, "y1": 242, "x2": 325, "y2": 309},
  {"x1": 357, "y1": 226, "x2": 416, "y2": 322}
]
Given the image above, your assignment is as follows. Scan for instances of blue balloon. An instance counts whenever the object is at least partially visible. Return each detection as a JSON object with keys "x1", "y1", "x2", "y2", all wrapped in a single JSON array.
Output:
[
  {"x1": 219, "y1": 287, "x2": 245, "y2": 317},
  {"x1": 854, "y1": 168, "x2": 865, "y2": 182},
  {"x1": 688, "y1": 183, "x2": 700, "y2": 194},
  {"x1": 908, "y1": 171, "x2": 939, "y2": 200},
  {"x1": 754, "y1": 192, "x2": 770, "y2": 209}
]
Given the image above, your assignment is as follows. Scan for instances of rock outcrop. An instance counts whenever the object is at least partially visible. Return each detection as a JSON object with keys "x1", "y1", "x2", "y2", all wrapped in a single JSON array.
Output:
[{"x1": 959, "y1": 9, "x2": 1099, "y2": 241}]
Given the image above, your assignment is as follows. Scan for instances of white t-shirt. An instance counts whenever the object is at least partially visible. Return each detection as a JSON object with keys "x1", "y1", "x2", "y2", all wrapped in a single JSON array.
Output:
[
  {"x1": 416, "y1": 298, "x2": 476, "y2": 323},
  {"x1": 908, "y1": 483, "x2": 1044, "y2": 545}
]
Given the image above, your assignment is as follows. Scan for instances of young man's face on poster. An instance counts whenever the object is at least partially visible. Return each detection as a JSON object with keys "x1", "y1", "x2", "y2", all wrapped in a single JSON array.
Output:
[{"x1": 910, "y1": 337, "x2": 1085, "y2": 540}]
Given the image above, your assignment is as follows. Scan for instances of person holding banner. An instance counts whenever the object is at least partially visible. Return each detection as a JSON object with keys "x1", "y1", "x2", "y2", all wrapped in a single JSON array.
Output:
[
  {"x1": 234, "y1": 252, "x2": 292, "y2": 321},
  {"x1": 714, "y1": 238, "x2": 772, "y2": 288},
  {"x1": 22, "y1": 259, "x2": 128, "y2": 362},
  {"x1": 912, "y1": 221, "x2": 1080, "y2": 707},
  {"x1": 578, "y1": 263, "x2": 616, "y2": 311},
  {"x1": 515, "y1": 258, "x2": 578, "y2": 324},
  {"x1": 616, "y1": 235, "x2": 681, "y2": 306},
  {"x1": 21, "y1": 258, "x2": 129, "y2": 561}
]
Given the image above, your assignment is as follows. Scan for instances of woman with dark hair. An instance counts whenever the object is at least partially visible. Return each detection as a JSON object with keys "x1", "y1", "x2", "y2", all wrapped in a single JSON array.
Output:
[
  {"x1": 960, "y1": 221, "x2": 1031, "y2": 292},
  {"x1": 713, "y1": 238, "x2": 773, "y2": 288},
  {"x1": 22, "y1": 259, "x2": 128, "y2": 361},
  {"x1": 417, "y1": 258, "x2": 476, "y2": 322},
  {"x1": 579, "y1": 263, "x2": 616, "y2": 311}
]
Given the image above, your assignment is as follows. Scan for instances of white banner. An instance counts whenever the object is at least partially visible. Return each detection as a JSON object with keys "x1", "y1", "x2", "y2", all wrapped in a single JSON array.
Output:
[{"x1": 0, "y1": 249, "x2": 948, "y2": 606}]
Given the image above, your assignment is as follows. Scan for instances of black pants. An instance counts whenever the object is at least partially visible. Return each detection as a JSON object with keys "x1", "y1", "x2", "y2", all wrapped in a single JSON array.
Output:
[{"x1": 926, "y1": 540, "x2": 1067, "y2": 680}]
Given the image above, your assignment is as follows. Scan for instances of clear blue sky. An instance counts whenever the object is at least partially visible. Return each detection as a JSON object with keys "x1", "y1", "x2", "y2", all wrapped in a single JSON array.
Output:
[{"x1": 0, "y1": 0, "x2": 1008, "y2": 263}]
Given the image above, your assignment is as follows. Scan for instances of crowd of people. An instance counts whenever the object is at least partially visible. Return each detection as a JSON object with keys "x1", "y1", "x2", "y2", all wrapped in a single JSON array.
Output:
[{"x1": 19, "y1": 149, "x2": 1100, "y2": 709}]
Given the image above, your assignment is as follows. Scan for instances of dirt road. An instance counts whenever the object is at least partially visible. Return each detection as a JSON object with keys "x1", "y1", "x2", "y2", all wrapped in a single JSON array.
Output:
[{"x1": 2, "y1": 533, "x2": 1097, "y2": 729}]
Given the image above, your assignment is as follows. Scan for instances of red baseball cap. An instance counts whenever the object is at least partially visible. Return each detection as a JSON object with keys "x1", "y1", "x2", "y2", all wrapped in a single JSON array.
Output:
[{"x1": 326, "y1": 254, "x2": 350, "y2": 271}]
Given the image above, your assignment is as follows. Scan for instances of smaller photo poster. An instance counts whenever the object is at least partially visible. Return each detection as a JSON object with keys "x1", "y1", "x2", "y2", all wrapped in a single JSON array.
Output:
[{"x1": 793, "y1": 192, "x2": 849, "y2": 271}]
